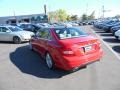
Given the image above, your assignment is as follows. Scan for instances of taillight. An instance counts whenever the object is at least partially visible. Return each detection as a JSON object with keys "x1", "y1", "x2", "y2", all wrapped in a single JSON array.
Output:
[
  {"x1": 61, "y1": 48, "x2": 74, "y2": 55},
  {"x1": 96, "y1": 40, "x2": 101, "y2": 49},
  {"x1": 63, "y1": 50, "x2": 74, "y2": 55},
  {"x1": 61, "y1": 46, "x2": 84, "y2": 56},
  {"x1": 98, "y1": 43, "x2": 101, "y2": 49}
]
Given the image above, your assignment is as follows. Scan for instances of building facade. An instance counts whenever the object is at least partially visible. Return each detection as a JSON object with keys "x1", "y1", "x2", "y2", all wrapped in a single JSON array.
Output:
[{"x1": 0, "y1": 14, "x2": 48, "y2": 24}]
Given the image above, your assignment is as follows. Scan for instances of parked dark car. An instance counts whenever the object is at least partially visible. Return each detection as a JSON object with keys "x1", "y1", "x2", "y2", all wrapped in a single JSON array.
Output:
[
  {"x1": 17, "y1": 23, "x2": 41, "y2": 33},
  {"x1": 82, "y1": 22, "x2": 88, "y2": 25},
  {"x1": 94, "y1": 20, "x2": 108, "y2": 29},
  {"x1": 88, "y1": 21, "x2": 94, "y2": 25},
  {"x1": 94, "y1": 20, "x2": 117, "y2": 29},
  {"x1": 78, "y1": 22, "x2": 83, "y2": 26},
  {"x1": 110, "y1": 25, "x2": 120, "y2": 35},
  {"x1": 102, "y1": 21, "x2": 120, "y2": 32}
]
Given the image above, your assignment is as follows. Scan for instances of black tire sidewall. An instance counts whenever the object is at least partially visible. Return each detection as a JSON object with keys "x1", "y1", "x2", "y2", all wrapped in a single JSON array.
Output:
[
  {"x1": 45, "y1": 53, "x2": 54, "y2": 69},
  {"x1": 13, "y1": 36, "x2": 21, "y2": 44}
]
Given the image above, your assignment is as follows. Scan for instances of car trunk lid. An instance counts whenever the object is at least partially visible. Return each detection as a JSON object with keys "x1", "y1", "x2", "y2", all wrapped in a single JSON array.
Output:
[{"x1": 59, "y1": 35, "x2": 100, "y2": 56}]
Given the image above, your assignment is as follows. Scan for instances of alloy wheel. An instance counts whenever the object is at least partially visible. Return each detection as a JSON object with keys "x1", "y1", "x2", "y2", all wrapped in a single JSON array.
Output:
[{"x1": 46, "y1": 53, "x2": 53, "y2": 69}]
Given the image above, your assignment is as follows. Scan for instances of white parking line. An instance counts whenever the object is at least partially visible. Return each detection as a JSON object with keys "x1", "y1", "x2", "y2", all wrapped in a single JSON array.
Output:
[
  {"x1": 107, "y1": 43, "x2": 120, "y2": 46},
  {"x1": 91, "y1": 27, "x2": 120, "y2": 60}
]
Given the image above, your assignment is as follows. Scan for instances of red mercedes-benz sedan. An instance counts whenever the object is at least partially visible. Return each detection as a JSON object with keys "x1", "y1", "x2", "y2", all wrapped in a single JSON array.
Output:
[{"x1": 29, "y1": 27, "x2": 103, "y2": 71}]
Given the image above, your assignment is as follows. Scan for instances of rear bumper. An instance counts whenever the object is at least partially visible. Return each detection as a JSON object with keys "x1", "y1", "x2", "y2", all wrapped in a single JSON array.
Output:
[
  {"x1": 21, "y1": 39, "x2": 30, "y2": 42},
  {"x1": 21, "y1": 37, "x2": 31, "y2": 42},
  {"x1": 57, "y1": 49, "x2": 103, "y2": 71}
]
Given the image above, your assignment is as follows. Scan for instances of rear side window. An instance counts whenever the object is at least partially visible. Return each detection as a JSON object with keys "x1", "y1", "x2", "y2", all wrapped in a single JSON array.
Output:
[
  {"x1": 54, "y1": 27, "x2": 88, "y2": 39},
  {"x1": 36, "y1": 29, "x2": 52, "y2": 40},
  {"x1": 0, "y1": 27, "x2": 9, "y2": 32}
]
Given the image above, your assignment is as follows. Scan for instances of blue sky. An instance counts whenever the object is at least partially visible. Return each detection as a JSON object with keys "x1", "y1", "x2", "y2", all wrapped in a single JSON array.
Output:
[{"x1": 0, "y1": 0, "x2": 120, "y2": 18}]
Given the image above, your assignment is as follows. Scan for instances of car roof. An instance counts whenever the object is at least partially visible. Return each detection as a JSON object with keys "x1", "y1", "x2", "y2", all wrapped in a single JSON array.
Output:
[
  {"x1": 41, "y1": 26, "x2": 74, "y2": 30},
  {"x1": 39, "y1": 26, "x2": 65, "y2": 31},
  {"x1": 0, "y1": 25, "x2": 17, "y2": 28},
  {"x1": 53, "y1": 26, "x2": 80, "y2": 30},
  {"x1": 39, "y1": 26, "x2": 82, "y2": 34}
]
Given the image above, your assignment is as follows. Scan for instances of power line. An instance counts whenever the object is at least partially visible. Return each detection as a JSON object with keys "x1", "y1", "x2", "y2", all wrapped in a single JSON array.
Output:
[{"x1": 102, "y1": 5, "x2": 111, "y2": 18}]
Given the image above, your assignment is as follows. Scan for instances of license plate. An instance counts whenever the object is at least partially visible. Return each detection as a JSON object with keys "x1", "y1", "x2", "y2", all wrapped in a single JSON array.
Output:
[{"x1": 84, "y1": 45, "x2": 92, "y2": 52}]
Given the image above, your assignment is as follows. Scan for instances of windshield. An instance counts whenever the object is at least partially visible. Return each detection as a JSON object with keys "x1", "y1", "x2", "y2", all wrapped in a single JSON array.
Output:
[
  {"x1": 54, "y1": 27, "x2": 88, "y2": 39},
  {"x1": 8, "y1": 26, "x2": 23, "y2": 32}
]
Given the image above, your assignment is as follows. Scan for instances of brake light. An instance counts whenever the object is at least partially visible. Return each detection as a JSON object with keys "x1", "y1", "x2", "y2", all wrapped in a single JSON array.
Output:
[
  {"x1": 61, "y1": 48, "x2": 74, "y2": 55},
  {"x1": 98, "y1": 43, "x2": 101, "y2": 49},
  {"x1": 63, "y1": 50, "x2": 74, "y2": 55},
  {"x1": 96, "y1": 40, "x2": 101, "y2": 49}
]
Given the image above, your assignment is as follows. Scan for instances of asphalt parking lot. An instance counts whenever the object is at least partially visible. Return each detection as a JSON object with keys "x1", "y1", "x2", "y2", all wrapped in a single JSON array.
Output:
[
  {"x1": 91, "y1": 26, "x2": 120, "y2": 57},
  {"x1": 0, "y1": 26, "x2": 120, "y2": 90}
]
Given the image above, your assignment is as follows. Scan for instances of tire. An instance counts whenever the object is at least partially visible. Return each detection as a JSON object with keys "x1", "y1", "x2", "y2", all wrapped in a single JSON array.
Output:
[
  {"x1": 115, "y1": 36, "x2": 119, "y2": 40},
  {"x1": 45, "y1": 53, "x2": 55, "y2": 69},
  {"x1": 13, "y1": 36, "x2": 21, "y2": 44}
]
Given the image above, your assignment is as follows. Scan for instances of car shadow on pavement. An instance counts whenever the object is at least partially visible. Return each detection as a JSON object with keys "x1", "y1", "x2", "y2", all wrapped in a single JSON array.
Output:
[
  {"x1": 91, "y1": 26, "x2": 108, "y2": 33},
  {"x1": 9, "y1": 45, "x2": 77, "y2": 79},
  {"x1": 0, "y1": 41, "x2": 14, "y2": 44},
  {"x1": 100, "y1": 33, "x2": 113, "y2": 36},
  {"x1": 112, "y1": 46, "x2": 120, "y2": 53},
  {"x1": 0, "y1": 41, "x2": 27, "y2": 44},
  {"x1": 103, "y1": 38, "x2": 120, "y2": 43},
  {"x1": 95, "y1": 31, "x2": 106, "y2": 33}
]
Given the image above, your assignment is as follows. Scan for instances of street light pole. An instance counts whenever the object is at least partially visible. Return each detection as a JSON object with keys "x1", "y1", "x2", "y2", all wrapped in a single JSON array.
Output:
[
  {"x1": 44, "y1": 4, "x2": 47, "y2": 15},
  {"x1": 102, "y1": 5, "x2": 111, "y2": 18},
  {"x1": 13, "y1": 11, "x2": 18, "y2": 24},
  {"x1": 86, "y1": 3, "x2": 88, "y2": 21},
  {"x1": 102, "y1": 5, "x2": 104, "y2": 18}
]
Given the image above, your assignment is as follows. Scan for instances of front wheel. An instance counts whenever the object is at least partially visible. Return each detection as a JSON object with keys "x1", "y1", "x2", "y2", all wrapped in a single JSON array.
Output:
[
  {"x1": 13, "y1": 36, "x2": 21, "y2": 44},
  {"x1": 45, "y1": 53, "x2": 55, "y2": 69}
]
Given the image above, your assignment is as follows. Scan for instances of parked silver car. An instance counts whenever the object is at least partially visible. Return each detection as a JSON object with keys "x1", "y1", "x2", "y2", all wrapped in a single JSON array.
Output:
[
  {"x1": 114, "y1": 29, "x2": 120, "y2": 40},
  {"x1": 0, "y1": 25, "x2": 34, "y2": 44}
]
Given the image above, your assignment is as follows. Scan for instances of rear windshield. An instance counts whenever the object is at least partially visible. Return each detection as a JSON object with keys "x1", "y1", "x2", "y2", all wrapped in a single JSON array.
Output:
[{"x1": 54, "y1": 27, "x2": 88, "y2": 39}]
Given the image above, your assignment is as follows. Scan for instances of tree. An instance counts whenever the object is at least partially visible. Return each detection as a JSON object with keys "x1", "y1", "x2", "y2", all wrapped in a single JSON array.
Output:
[
  {"x1": 56, "y1": 9, "x2": 68, "y2": 22},
  {"x1": 48, "y1": 11, "x2": 56, "y2": 21},
  {"x1": 81, "y1": 14, "x2": 88, "y2": 21},
  {"x1": 48, "y1": 9, "x2": 68, "y2": 22},
  {"x1": 115, "y1": 15, "x2": 120, "y2": 18},
  {"x1": 88, "y1": 11, "x2": 95, "y2": 20},
  {"x1": 71, "y1": 15, "x2": 78, "y2": 21},
  {"x1": 66, "y1": 15, "x2": 71, "y2": 21}
]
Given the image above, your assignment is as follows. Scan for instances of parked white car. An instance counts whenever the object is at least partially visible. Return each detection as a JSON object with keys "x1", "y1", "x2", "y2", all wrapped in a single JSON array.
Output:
[
  {"x1": 114, "y1": 29, "x2": 120, "y2": 40},
  {"x1": 0, "y1": 25, "x2": 34, "y2": 44}
]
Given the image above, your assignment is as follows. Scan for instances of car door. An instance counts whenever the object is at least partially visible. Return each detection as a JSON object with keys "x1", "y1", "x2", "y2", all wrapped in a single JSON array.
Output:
[
  {"x1": 35, "y1": 29, "x2": 50, "y2": 56},
  {"x1": 0, "y1": 27, "x2": 12, "y2": 41}
]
